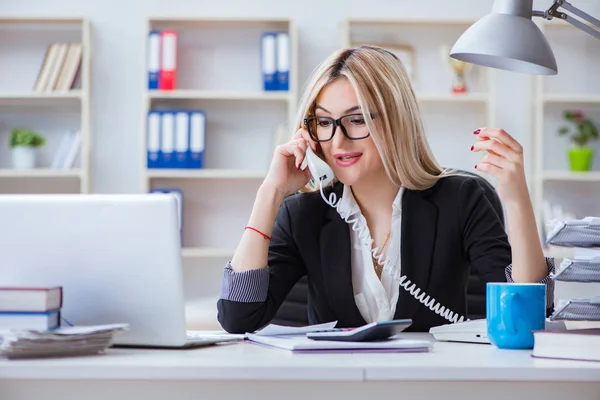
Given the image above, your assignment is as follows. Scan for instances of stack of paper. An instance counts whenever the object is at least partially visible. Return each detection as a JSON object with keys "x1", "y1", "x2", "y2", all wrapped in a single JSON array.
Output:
[
  {"x1": 189, "y1": 321, "x2": 432, "y2": 353},
  {"x1": 0, "y1": 323, "x2": 128, "y2": 359},
  {"x1": 246, "y1": 333, "x2": 432, "y2": 353}
]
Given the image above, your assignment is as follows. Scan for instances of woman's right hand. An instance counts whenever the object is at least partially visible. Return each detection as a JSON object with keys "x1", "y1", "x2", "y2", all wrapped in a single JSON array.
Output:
[{"x1": 262, "y1": 128, "x2": 316, "y2": 197}]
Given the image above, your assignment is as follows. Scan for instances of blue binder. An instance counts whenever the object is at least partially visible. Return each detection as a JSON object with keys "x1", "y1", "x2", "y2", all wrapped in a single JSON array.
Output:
[
  {"x1": 261, "y1": 32, "x2": 277, "y2": 91},
  {"x1": 174, "y1": 111, "x2": 189, "y2": 169},
  {"x1": 159, "y1": 111, "x2": 176, "y2": 168},
  {"x1": 147, "y1": 111, "x2": 161, "y2": 169},
  {"x1": 189, "y1": 111, "x2": 205, "y2": 169},
  {"x1": 147, "y1": 30, "x2": 161, "y2": 89},
  {"x1": 276, "y1": 32, "x2": 290, "y2": 91}
]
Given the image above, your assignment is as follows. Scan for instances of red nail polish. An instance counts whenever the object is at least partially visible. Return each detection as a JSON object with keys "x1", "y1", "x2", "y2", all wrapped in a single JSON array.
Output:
[
  {"x1": 474, "y1": 165, "x2": 478, "y2": 169},
  {"x1": 470, "y1": 145, "x2": 474, "y2": 151},
  {"x1": 474, "y1": 129, "x2": 480, "y2": 134}
]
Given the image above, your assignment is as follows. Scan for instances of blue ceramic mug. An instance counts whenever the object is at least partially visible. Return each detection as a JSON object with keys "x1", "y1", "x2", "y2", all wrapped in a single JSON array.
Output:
[{"x1": 487, "y1": 282, "x2": 546, "y2": 349}]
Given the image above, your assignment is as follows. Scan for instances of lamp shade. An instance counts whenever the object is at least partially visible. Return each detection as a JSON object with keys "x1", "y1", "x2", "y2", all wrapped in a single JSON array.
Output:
[{"x1": 450, "y1": 13, "x2": 558, "y2": 75}]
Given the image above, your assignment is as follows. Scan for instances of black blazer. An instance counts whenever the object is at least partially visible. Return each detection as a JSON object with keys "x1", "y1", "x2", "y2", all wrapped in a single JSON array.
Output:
[{"x1": 217, "y1": 175, "x2": 513, "y2": 333}]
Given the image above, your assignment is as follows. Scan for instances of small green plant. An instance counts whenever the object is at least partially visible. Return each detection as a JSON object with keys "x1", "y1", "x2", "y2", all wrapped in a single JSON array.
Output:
[
  {"x1": 9, "y1": 128, "x2": 46, "y2": 148},
  {"x1": 558, "y1": 110, "x2": 599, "y2": 147}
]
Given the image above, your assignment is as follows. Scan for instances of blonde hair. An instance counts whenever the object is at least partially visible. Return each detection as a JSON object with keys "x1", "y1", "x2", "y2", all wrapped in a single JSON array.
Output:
[{"x1": 294, "y1": 45, "x2": 455, "y2": 192}]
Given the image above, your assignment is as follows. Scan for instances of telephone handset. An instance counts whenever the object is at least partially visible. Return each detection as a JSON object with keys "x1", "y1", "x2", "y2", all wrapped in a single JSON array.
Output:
[
  {"x1": 302, "y1": 146, "x2": 467, "y2": 324},
  {"x1": 304, "y1": 146, "x2": 335, "y2": 187}
]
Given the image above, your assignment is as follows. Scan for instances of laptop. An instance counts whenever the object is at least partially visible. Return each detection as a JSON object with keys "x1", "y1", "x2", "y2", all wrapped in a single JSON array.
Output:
[{"x1": 0, "y1": 193, "x2": 240, "y2": 348}]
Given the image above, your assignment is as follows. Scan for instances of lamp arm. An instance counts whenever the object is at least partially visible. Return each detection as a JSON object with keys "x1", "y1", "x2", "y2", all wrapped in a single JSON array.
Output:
[{"x1": 533, "y1": 0, "x2": 600, "y2": 40}]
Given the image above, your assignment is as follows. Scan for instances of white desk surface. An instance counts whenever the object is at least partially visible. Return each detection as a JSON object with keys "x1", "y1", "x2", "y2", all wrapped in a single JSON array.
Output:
[{"x1": 1, "y1": 333, "x2": 599, "y2": 382}]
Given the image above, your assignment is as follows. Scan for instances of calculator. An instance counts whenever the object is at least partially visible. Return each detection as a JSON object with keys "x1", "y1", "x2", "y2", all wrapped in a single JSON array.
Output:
[{"x1": 306, "y1": 319, "x2": 412, "y2": 342}]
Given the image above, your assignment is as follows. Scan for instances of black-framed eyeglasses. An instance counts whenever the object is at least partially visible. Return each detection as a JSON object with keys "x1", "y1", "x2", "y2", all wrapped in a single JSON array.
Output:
[{"x1": 303, "y1": 113, "x2": 372, "y2": 142}]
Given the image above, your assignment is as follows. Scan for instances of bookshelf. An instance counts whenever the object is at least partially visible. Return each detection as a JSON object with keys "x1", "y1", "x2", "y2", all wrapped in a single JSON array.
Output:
[
  {"x1": 0, "y1": 18, "x2": 91, "y2": 194},
  {"x1": 141, "y1": 18, "x2": 298, "y2": 329},
  {"x1": 532, "y1": 19, "x2": 600, "y2": 242},
  {"x1": 339, "y1": 18, "x2": 496, "y2": 183}
]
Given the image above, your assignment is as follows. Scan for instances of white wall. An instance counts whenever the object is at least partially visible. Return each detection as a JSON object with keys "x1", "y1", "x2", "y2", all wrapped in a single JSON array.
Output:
[{"x1": 1, "y1": 0, "x2": 545, "y2": 194}]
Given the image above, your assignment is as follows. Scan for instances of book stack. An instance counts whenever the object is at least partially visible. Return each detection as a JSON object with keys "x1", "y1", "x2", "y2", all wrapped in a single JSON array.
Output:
[
  {"x1": 532, "y1": 216, "x2": 600, "y2": 362},
  {"x1": 0, "y1": 286, "x2": 128, "y2": 359},
  {"x1": 34, "y1": 42, "x2": 82, "y2": 92},
  {"x1": 0, "y1": 286, "x2": 63, "y2": 331}
]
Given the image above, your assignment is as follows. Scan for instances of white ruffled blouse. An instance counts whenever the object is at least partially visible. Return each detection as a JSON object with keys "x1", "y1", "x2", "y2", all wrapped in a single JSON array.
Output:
[{"x1": 336, "y1": 184, "x2": 405, "y2": 323}]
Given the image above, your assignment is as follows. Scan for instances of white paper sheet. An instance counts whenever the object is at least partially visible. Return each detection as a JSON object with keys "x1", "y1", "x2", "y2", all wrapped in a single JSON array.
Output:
[
  {"x1": 49, "y1": 323, "x2": 129, "y2": 335},
  {"x1": 253, "y1": 321, "x2": 338, "y2": 336}
]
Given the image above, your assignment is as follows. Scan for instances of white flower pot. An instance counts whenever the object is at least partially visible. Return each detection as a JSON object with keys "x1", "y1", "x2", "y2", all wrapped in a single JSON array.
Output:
[{"x1": 12, "y1": 146, "x2": 36, "y2": 169}]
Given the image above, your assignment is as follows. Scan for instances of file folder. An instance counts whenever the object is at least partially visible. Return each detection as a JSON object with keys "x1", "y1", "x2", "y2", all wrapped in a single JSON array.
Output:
[
  {"x1": 174, "y1": 111, "x2": 189, "y2": 169},
  {"x1": 261, "y1": 32, "x2": 277, "y2": 91},
  {"x1": 159, "y1": 30, "x2": 177, "y2": 90},
  {"x1": 147, "y1": 30, "x2": 161, "y2": 89},
  {"x1": 276, "y1": 32, "x2": 290, "y2": 91},
  {"x1": 189, "y1": 111, "x2": 205, "y2": 169},
  {"x1": 160, "y1": 111, "x2": 175, "y2": 168},
  {"x1": 147, "y1": 111, "x2": 161, "y2": 168}
]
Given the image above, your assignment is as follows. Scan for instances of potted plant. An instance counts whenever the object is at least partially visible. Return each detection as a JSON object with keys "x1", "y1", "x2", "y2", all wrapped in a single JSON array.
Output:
[
  {"x1": 9, "y1": 128, "x2": 46, "y2": 169},
  {"x1": 558, "y1": 110, "x2": 598, "y2": 172}
]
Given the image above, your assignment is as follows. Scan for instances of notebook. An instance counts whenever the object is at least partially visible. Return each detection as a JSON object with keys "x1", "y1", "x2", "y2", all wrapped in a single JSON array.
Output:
[{"x1": 532, "y1": 329, "x2": 600, "y2": 362}]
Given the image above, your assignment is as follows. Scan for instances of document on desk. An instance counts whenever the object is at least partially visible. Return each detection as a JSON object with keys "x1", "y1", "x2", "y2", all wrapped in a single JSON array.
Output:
[
  {"x1": 0, "y1": 323, "x2": 128, "y2": 359},
  {"x1": 246, "y1": 333, "x2": 433, "y2": 353},
  {"x1": 253, "y1": 321, "x2": 338, "y2": 336},
  {"x1": 186, "y1": 321, "x2": 339, "y2": 342}
]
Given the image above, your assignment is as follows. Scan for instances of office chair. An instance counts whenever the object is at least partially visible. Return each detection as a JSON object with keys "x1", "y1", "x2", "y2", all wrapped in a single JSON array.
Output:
[{"x1": 271, "y1": 171, "x2": 504, "y2": 326}]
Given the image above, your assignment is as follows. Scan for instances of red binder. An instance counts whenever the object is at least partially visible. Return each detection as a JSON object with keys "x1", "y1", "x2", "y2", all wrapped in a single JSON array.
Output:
[{"x1": 159, "y1": 30, "x2": 177, "y2": 90}]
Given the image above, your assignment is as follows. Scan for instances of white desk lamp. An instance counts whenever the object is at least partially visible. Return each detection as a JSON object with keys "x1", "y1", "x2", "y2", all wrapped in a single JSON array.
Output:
[{"x1": 450, "y1": 0, "x2": 600, "y2": 75}]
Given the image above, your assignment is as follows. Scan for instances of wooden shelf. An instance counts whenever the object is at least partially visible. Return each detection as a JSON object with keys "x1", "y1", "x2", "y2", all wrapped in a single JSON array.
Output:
[
  {"x1": 417, "y1": 92, "x2": 489, "y2": 103},
  {"x1": 542, "y1": 170, "x2": 600, "y2": 182},
  {"x1": 147, "y1": 90, "x2": 292, "y2": 102},
  {"x1": 147, "y1": 169, "x2": 267, "y2": 179},
  {"x1": 0, "y1": 18, "x2": 92, "y2": 194},
  {"x1": 0, "y1": 90, "x2": 83, "y2": 106},
  {"x1": 542, "y1": 94, "x2": 600, "y2": 104},
  {"x1": 148, "y1": 17, "x2": 291, "y2": 28},
  {"x1": 345, "y1": 18, "x2": 477, "y2": 26},
  {"x1": 0, "y1": 17, "x2": 85, "y2": 25},
  {"x1": 0, "y1": 169, "x2": 82, "y2": 178},
  {"x1": 181, "y1": 247, "x2": 234, "y2": 258}
]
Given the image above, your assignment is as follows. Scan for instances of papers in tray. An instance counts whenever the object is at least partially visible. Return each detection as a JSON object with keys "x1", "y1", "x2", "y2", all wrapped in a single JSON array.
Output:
[
  {"x1": 546, "y1": 217, "x2": 600, "y2": 247},
  {"x1": 552, "y1": 257, "x2": 600, "y2": 282},
  {"x1": 550, "y1": 298, "x2": 600, "y2": 321},
  {"x1": 246, "y1": 333, "x2": 433, "y2": 353},
  {"x1": 0, "y1": 323, "x2": 128, "y2": 359}
]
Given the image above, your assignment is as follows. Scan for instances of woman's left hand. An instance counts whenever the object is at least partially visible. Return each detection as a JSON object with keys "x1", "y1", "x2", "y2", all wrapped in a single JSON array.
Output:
[{"x1": 471, "y1": 127, "x2": 530, "y2": 206}]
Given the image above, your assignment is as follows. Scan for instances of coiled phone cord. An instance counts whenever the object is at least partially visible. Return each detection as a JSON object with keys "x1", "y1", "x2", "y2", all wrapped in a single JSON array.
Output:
[{"x1": 318, "y1": 181, "x2": 467, "y2": 324}]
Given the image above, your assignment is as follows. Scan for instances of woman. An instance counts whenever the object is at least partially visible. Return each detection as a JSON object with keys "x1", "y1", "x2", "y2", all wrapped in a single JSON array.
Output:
[{"x1": 217, "y1": 46, "x2": 554, "y2": 334}]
